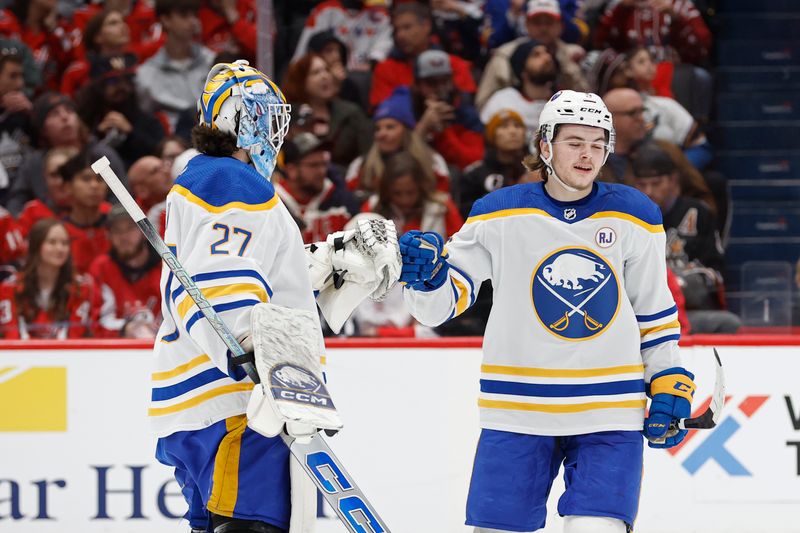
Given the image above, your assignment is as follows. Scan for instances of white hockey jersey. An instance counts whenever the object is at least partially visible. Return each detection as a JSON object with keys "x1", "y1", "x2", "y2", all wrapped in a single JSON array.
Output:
[
  {"x1": 149, "y1": 155, "x2": 320, "y2": 437},
  {"x1": 404, "y1": 181, "x2": 683, "y2": 436}
]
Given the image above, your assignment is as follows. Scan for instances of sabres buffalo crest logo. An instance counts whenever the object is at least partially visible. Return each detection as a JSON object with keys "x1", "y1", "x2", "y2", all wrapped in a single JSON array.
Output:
[{"x1": 531, "y1": 247, "x2": 620, "y2": 340}]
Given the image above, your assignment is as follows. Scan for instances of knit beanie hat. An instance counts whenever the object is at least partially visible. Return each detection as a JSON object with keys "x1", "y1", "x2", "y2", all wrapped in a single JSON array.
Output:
[
  {"x1": 510, "y1": 39, "x2": 543, "y2": 85},
  {"x1": 485, "y1": 109, "x2": 525, "y2": 145},
  {"x1": 373, "y1": 88, "x2": 416, "y2": 129}
]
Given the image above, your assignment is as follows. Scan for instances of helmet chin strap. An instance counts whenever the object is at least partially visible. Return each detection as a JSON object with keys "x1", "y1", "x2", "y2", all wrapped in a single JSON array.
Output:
[{"x1": 540, "y1": 140, "x2": 580, "y2": 193}]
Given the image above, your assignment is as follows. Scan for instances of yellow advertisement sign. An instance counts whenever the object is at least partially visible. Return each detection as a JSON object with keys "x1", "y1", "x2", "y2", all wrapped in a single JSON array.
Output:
[{"x1": 0, "y1": 366, "x2": 67, "y2": 431}]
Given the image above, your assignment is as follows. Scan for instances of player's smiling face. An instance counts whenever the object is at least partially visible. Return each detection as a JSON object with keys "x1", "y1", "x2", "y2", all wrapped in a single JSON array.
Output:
[{"x1": 544, "y1": 124, "x2": 607, "y2": 191}]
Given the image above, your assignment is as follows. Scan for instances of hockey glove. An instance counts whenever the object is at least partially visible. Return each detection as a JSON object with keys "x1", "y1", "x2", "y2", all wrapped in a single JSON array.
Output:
[
  {"x1": 399, "y1": 230, "x2": 449, "y2": 291},
  {"x1": 643, "y1": 367, "x2": 696, "y2": 449}
]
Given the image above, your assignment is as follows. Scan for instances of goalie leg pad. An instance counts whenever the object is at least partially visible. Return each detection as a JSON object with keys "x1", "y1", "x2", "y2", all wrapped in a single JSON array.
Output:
[
  {"x1": 246, "y1": 303, "x2": 343, "y2": 439},
  {"x1": 288, "y1": 454, "x2": 316, "y2": 533}
]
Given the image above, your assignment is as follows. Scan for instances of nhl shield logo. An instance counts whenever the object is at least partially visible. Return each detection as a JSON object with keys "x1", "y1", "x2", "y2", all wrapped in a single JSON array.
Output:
[
  {"x1": 563, "y1": 208, "x2": 577, "y2": 220},
  {"x1": 530, "y1": 247, "x2": 620, "y2": 340}
]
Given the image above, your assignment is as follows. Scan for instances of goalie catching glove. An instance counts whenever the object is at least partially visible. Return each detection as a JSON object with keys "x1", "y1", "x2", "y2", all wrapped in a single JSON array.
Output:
[
  {"x1": 306, "y1": 216, "x2": 401, "y2": 332},
  {"x1": 243, "y1": 303, "x2": 343, "y2": 440},
  {"x1": 643, "y1": 367, "x2": 696, "y2": 448}
]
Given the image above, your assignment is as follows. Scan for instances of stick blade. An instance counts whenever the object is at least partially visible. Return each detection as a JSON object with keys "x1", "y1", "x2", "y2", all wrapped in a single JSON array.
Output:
[{"x1": 677, "y1": 348, "x2": 726, "y2": 430}]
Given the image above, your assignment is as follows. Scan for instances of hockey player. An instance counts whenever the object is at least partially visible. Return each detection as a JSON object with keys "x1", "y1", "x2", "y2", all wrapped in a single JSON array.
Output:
[
  {"x1": 399, "y1": 90, "x2": 696, "y2": 533},
  {"x1": 152, "y1": 60, "x2": 398, "y2": 533}
]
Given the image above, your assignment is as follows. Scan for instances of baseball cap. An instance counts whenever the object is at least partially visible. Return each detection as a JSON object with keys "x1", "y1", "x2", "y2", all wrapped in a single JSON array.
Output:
[
  {"x1": 527, "y1": 0, "x2": 561, "y2": 19},
  {"x1": 282, "y1": 133, "x2": 331, "y2": 165},
  {"x1": 106, "y1": 203, "x2": 133, "y2": 228},
  {"x1": 89, "y1": 53, "x2": 137, "y2": 81},
  {"x1": 631, "y1": 142, "x2": 677, "y2": 178},
  {"x1": 414, "y1": 50, "x2": 452, "y2": 79}
]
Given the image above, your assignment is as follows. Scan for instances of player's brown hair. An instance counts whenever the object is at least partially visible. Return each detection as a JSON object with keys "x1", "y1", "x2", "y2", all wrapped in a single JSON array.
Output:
[{"x1": 191, "y1": 123, "x2": 238, "y2": 157}]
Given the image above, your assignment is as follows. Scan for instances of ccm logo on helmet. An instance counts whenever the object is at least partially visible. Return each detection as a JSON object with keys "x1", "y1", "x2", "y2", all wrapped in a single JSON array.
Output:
[{"x1": 580, "y1": 108, "x2": 602, "y2": 113}]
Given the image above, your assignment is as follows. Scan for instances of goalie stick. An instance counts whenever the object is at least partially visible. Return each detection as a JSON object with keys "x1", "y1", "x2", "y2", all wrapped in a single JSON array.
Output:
[
  {"x1": 670, "y1": 348, "x2": 726, "y2": 431},
  {"x1": 91, "y1": 156, "x2": 391, "y2": 533}
]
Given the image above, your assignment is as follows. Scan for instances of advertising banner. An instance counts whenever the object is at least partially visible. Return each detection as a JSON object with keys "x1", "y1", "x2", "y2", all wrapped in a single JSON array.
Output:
[{"x1": 1, "y1": 343, "x2": 798, "y2": 532}]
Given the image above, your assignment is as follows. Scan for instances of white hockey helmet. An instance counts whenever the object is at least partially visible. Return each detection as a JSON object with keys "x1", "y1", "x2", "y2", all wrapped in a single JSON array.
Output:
[
  {"x1": 535, "y1": 90, "x2": 616, "y2": 192},
  {"x1": 197, "y1": 60, "x2": 291, "y2": 179},
  {"x1": 538, "y1": 90, "x2": 615, "y2": 152}
]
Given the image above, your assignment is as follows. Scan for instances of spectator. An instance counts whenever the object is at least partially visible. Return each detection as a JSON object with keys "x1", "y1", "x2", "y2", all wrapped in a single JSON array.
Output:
[
  {"x1": 594, "y1": 0, "x2": 712, "y2": 72},
  {"x1": 631, "y1": 141, "x2": 722, "y2": 272},
  {"x1": 306, "y1": 29, "x2": 363, "y2": 108},
  {"x1": 0, "y1": 205, "x2": 24, "y2": 268},
  {"x1": 282, "y1": 53, "x2": 372, "y2": 169},
  {"x1": 460, "y1": 109, "x2": 530, "y2": 218},
  {"x1": 128, "y1": 155, "x2": 173, "y2": 215},
  {"x1": 582, "y1": 48, "x2": 631, "y2": 96},
  {"x1": 477, "y1": 0, "x2": 588, "y2": 110},
  {"x1": 630, "y1": 141, "x2": 739, "y2": 334},
  {"x1": 0, "y1": 38, "x2": 42, "y2": 95},
  {"x1": 364, "y1": 150, "x2": 463, "y2": 238},
  {"x1": 345, "y1": 89, "x2": 451, "y2": 198},
  {"x1": 292, "y1": 0, "x2": 392, "y2": 72},
  {"x1": 480, "y1": 39, "x2": 557, "y2": 133},
  {"x1": 147, "y1": 147, "x2": 199, "y2": 237},
  {"x1": 71, "y1": 0, "x2": 164, "y2": 62},
  {"x1": 408, "y1": 50, "x2": 484, "y2": 170},
  {"x1": 89, "y1": 204, "x2": 161, "y2": 338},
  {"x1": 369, "y1": 2, "x2": 476, "y2": 109},
  {"x1": 198, "y1": 0, "x2": 257, "y2": 62},
  {"x1": 3, "y1": 0, "x2": 80, "y2": 91},
  {"x1": 6, "y1": 92, "x2": 126, "y2": 216},
  {"x1": 136, "y1": 0, "x2": 215, "y2": 131},
  {"x1": 0, "y1": 218, "x2": 101, "y2": 339},
  {"x1": 155, "y1": 134, "x2": 189, "y2": 170},
  {"x1": 626, "y1": 46, "x2": 672, "y2": 98},
  {"x1": 635, "y1": 48, "x2": 711, "y2": 169},
  {"x1": 17, "y1": 147, "x2": 77, "y2": 236},
  {"x1": 666, "y1": 266, "x2": 691, "y2": 335},
  {"x1": 602, "y1": 87, "x2": 646, "y2": 182},
  {"x1": 429, "y1": 0, "x2": 484, "y2": 62},
  {"x1": 0, "y1": 50, "x2": 32, "y2": 204},
  {"x1": 76, "y1": 54, "x2": 166, "y2": 169},
  {"x1": 275, "y1": 132, "x2": 360, "y2": 244},
  {"x1": 485, "y1": 0, "x2": 586, "y2": 49},
  {"x1": 59, "y1": 149, "x2": 111, "y2": 274},
  {"x1": 602, "y1": 77, "x2": 711, "y2": 171},
  {"x1": 61, "y1": 9, "x2": 134, "y2": 98}
]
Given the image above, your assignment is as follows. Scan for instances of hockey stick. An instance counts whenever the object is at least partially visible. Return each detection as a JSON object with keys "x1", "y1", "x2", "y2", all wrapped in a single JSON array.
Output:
[
  {"x1": 669, "y1": 348, "x2": 726, "y2": 431},
  {"x1": 91, "y1": 156, "x2": 390, "y2": 533}
]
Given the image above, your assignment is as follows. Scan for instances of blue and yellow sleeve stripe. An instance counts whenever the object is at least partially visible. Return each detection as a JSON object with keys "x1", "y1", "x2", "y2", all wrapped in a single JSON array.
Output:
[
  {"x1": 446, "y1": 263, "x2": 476, "y2": 319},
  {"x1": 148, "y1": 354, "x2": 254, "y2": 417},
  {"x1": 171, "y1": 270, "x2": 273, "y2": 334},
  {"x1": 637, "y1": 305, "x2": 681, "y2": 350}
]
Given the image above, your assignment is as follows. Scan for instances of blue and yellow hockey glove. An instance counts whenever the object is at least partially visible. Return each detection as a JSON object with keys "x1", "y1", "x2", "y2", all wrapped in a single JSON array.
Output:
[
  {"x1": 643, "y1": 367, "x2": 696, "y2": 448},
  {"x1": 398, "y1": 230, "x2": 449, "y2": 291}
]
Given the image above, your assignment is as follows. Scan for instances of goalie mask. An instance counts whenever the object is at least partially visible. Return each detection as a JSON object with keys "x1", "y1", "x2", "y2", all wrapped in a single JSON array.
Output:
[
  {"x1": 198, "y1": 60, "x2": 291, "y2": 179},
  {"x1": 535, "y1": 90, "x2": 615, "y2": 192}
]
